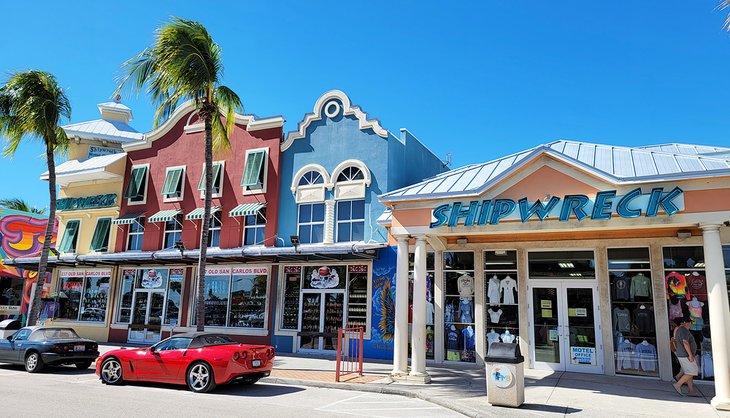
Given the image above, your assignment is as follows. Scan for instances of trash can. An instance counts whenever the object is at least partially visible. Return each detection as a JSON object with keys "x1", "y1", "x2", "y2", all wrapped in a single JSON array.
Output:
[
  {"x1": 0, "y1": 319, "x2": 21, "y2": 339},
  {"x1": 485, "y1": 342, "x2": 525, "y2": 407}
]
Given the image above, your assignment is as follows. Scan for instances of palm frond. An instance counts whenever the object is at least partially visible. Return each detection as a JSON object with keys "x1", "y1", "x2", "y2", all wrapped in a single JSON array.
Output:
[
  {"x1": 719, "y1": 0, "x2": 730, "y2": 31},
  {"x1": 0, "y1": 197, "x2": 45, "y2": 214}
]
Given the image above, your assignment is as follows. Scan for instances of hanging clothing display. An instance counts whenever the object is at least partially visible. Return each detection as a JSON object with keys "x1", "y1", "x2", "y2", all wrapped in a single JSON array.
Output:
[
  {"x1": 701, "y1": 339, "x2": 713, "y2": 378},
  {"x1": 487, "y1": 330, "x2": 501, "y2": 348},
  {"x1": 686, "y1": 273, "x2": 707, "y2": 302},
  {"x1": 612, "y1": 275, "x2": 632, "y2": 301},
  {"x1": 629, "y1": 273, "x2": 651, "y2": 300},
  {"x1": 500, "y1": 276, "x2": 517, "y2": 304},
  {"x1": 667, "y1": 299, "x2": 683, "y2": 323},
  {"x1": 687, "y1": 298, "x2": 705, "y2": 331},
  {"x1": 487, "y1": 276, "x2": 501, "y2": 304},
  {"x1": 457, "y1": 274, "x2": 474, "y2": 297},
  {"x1": 633, "y1": 305, "x2": 654, "y2": 334},
  {"x1": 500, "y1": 331, "x2": 516, "y2": 343},
  {"x1": 617, "y1": 340, "x2": 636, "y2": 370},
  {"x1": 613, "y1": 306, "x2": 631, "y2": 333},
  {"x1": 487, "y1": 308, "x2": 503, "y2": 324},
  {"x1": 458, "y1": 298, "x2": 473, "y2": 323},
  {"x1": 634, "y1": 341, "x2": 657, "y2": 372},
  {"x1": 665, "y1": 272, "x2": 691, "y2": 300},
  {"x1": 426, "y1": 301, "x2": 434, "y2": 325},
  {"x1": 444, "y1": 302, "x2": 454, "y2": 324},
  {"x1": 446, "y1": 326, "x2": 461, "y2": 350},
  {"x1": 462, "y1": 327, "x2": 475, "y2": 351}
]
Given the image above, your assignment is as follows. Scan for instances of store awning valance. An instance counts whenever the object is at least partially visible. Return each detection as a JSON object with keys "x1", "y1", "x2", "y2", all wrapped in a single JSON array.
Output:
[
  {"x1": 229, "y1": 202, "x2": 265, "y2": 217},
  {"x1": 148, "y1": 209, "x2": 181, "y2": 223},
  {"x1": 185, "y1": 206, "x2": 220, "y2": 221},
  {"x1": 112, "y1": 212, "x2": 144, "y2": 225}
]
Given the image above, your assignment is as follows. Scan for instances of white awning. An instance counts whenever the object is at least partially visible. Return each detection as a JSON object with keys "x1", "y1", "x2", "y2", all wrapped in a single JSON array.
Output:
[
  {"x1": 229, "y1": 203, "x2": 265, "y2": 217},
  {"x1": 185, "y1": 206, "x2": 220, "y2": 221},
  {"x1": 148, "y1": 209, "x2": 181, "y2": 223}
]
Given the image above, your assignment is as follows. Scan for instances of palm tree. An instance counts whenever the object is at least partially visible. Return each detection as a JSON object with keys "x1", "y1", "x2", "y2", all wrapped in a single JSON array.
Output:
[
  {"x1": 0, "y1": 70, "x2": 70, "y2": 326},
  {"x1": 720, "y1": 1, "x2": 730, "y2": 30},
  {"x1": 0, "y1": 197, "x2": 45, "y2": 214},
  {"x1": 117, "y1": 18, "x2": 242, "y2": 331}
]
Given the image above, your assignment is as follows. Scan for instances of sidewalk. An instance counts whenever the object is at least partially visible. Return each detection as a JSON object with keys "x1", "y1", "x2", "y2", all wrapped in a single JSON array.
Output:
[{"x1": 98, "y1": 345, "x2": 729, "y2": 418}]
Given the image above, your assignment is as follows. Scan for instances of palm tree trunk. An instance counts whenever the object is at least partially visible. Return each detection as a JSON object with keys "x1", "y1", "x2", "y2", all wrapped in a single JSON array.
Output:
[
  {"x1": 28, "y1": 142, "x2": 56, "y2": 326},
  {"x1": 195, "y1": 108, "x2": 214, "y2": 331}
]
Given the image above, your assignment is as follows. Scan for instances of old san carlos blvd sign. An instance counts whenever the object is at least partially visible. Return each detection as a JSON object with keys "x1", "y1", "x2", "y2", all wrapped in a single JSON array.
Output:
[{"x1": 430, "y1": 187, "x2": 684, "y2": 228}]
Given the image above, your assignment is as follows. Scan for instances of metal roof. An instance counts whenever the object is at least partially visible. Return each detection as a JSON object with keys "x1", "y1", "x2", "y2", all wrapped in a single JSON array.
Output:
[
  {"x1": 380, "y1": 140, "x2": 730, "y2": 202},
  {"x1": 62, "y1": 118, "x2": 144, "y2": 143},
  {"x1": 637, "y1": 143, "x2": 730, "y2": 156},
  {"x1": 40, "y1": 153, "x2": 126, "y2": 184}
]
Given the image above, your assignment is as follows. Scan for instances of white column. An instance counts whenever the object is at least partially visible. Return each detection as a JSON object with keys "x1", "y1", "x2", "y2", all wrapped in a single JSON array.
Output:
[
  {"x1": 391, "y1": 236, "x2": 409, "y2": 376},
  {"x1": 409, "y1": 236, "x2": 431, "y2": 382},
  {"x1": 701, "y1": 224, "x2": 730, "y2": 410},
  {"x1": 323, "y1": 200, "x2": 335, "y2": 244}
]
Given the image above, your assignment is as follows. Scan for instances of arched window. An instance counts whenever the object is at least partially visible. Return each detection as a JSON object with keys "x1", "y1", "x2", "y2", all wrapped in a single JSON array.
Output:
[
  {"x1": 298, "y1": 171, "x2": 324, "y2": 186},
  {"x1": 292, "y1": 164, "x2": 330, "y2": 244},
  {"x1": 331, "y1": 161, "x2": 370, "y2": 243},
  {"x1": 336, "y1": 167, "x2": 364, "y2": 183}
]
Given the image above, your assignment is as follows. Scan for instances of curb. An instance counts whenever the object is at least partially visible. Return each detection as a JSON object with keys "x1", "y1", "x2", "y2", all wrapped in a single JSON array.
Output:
[{"x1": 260, "y1": 376, "x2": 497, "y2": 418}]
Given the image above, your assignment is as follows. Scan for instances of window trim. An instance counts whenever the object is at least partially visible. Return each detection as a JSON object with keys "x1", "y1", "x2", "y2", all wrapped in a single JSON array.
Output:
[
  {"x1": 297, "y1": 202, "x2": 326, "y2": 244},
  {"x1": 58, "y1": 219, "x2": 81, "y2": 254},
  {"x1": 126, "y1": 216, "x2": 145, "y2": 252},
  {"x1": 207, "y1": 212, "x2": 223, "y2": 248},
  {"x1": 198, "y1": 161, "x2": 224, "y2": 199},
  {"x1": 126, "y1": 163, "x2": 150, "y2": 206},
  {"x1": 243, "y1": 208, "x2": 267, "y2": 246},
  {"x1": 89, "y1": 217, "x2": 112, "y2": 253},
  {"x1": 162, "y1": 165, "x2": 186, "y2": 203},
  {"x1": 163, "y1": 214, "x2": 184, "y2": 250},
  {"x1": 242, "y1": 147, "x2": 269, "y2": 195}
]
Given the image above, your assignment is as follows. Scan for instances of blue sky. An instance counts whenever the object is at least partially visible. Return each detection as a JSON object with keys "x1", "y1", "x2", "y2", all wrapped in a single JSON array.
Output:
[{"x1": 2, "y1": 1, "x2": 729, "y2": 209}]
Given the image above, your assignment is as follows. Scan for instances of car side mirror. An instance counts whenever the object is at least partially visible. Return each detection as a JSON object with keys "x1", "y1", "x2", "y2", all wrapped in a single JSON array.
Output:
[
  {"x1": 5, "y1": 335, "x2": 11, "y2": 341},
  {"x1": 149, "y1": 346, "x2": 157, "y2": 354}
]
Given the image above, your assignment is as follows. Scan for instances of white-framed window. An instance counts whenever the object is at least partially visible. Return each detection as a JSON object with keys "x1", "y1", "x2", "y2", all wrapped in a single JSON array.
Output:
[
  {"x1": 163, "y1": 214, "x2": 184, "y2": 249},
  {"x1": 244, "y1": 208, "x2": 266, "y2": 246},
  {"x1": 161, "y1": 165, "x2": 186, "y2": 202},
  {"x1": 331, "y1": 160, "x2": 370, "y2": 201},
  {"x1": 124, "y1": 164, "x2": 149, "y2": 205},
  {"x1": 298, "y1": 203, "x2": 325, "y2": 244},
  {"x1": 336, "y1": 166, "x2": 365, "y2": 182},
  {"x1": 336, "y1": 200, "x2": 365, "y2": 242},
  {"x1": 58, "y1": 219, "x2": 81, "y2": 254},
  {"x1": 126, "y1": 216, "x2": 145, "y2": 251},
  {"x1": 241, "y1": 147, "x2": 269, "y2": 195},
  {"x1": 89, "y1": 217, "x2": 112, "y2": 252},
  {"x1": 292, "y1": 164, "x2": 329, "y2": 204},
  {"x1": 207, "y1": 212, "x2": 222, "y2": 248},
  {"x1": 115, "y1": 268, "x2": 183, "y2": 325},
  {"x1": 299, "y1": 170, "x2": 324, "y2": 186},
  {"x1": 198, "y1": 161, "x2": 224, "y2": 199},
  {"x1": 56, "y1": 269, "x2": 112, "y2": 323}
]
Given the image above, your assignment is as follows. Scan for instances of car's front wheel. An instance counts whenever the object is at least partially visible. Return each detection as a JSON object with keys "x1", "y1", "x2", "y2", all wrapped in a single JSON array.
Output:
[
  {"x1": 100, "y1": 358, "x2": 123, "y2": 385},
  {"x1": 187, "y1": 362, "x2": 216, "y2": 393},
  {"x1": 25, "y1": 352, "x2": 44, "y2": 373},
  {"x1": 76, "y1": 361, "x2": 92, "y2": 370}
]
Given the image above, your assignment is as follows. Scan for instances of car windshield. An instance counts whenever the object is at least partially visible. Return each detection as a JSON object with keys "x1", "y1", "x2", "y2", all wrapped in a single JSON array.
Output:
[{"x1": 41, "y1": 329, "x2": 81, "y2": 340}]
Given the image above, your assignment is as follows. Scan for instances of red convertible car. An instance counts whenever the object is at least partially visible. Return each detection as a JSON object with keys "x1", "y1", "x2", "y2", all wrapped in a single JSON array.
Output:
[{"x1": 96, "y1": 332, "x2": 274, "y2": 393}]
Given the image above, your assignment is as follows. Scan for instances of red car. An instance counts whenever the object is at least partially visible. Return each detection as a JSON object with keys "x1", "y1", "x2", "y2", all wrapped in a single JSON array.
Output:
[{"x1": 96, "y1": 332, "x2": 274, "y2": 393}]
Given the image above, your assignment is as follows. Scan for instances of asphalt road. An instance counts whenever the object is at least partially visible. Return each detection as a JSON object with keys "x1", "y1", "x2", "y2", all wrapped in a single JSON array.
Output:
[{"x1": 0, "y1": 364, "x2": 462, "y2": 418}]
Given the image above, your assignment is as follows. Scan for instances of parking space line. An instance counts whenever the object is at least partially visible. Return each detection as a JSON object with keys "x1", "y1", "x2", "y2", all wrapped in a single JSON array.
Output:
[
  {"x1": 338, "y1": 407, "x2": 442, "y2": 411},
  {"x1": 316, "y1": 393, "x2": 368, "y2": 411}
]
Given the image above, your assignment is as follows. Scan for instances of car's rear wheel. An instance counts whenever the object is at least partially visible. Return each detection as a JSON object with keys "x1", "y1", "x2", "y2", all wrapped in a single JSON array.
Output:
[
  {"x1": 75, "y1": 361, "x2": 92, "y2": 370},
  {"x1": 100, "y1": 358, "x2": 123, "y2": 385},
  {"x1": 25, "y1": 352, "x2": 44, "y2": 373},
  {"x1": 187, "y1": 362, "x2": 216, "y2": 393}
]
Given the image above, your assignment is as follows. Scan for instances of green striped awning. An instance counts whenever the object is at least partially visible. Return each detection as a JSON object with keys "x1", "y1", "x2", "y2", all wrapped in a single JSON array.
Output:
[
  {"x1": 229, "y1": 202, "x2": 265, "y2": 217},
  {"x1": 185, "y1": 206, "x2": 220, "y2": 221},
  {"x1": 112, "y1": 212, "x2": 144, "y2": 225},
  {"x1": 148, "y1": 209, "x2": 181, "y2": 223}
]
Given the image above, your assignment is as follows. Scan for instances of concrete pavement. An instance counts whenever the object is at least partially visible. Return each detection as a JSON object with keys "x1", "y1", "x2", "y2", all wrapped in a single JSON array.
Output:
[{"x1": 98, "y1": 345, "x2": 730, "y2": 417}]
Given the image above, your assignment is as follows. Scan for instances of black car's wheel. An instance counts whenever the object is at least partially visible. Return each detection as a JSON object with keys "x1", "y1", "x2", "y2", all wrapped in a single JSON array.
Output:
[
  {"x1": 25, "y1": 352, "x2": 44, "y2": 373},
  {"x1": 100, "y1": 358, "x2": 123, "y2": 385},
  {"x1": 187, "y1": 362, "x2": 216, "y2": 393},
  {"x1": 75, "y1": 361, "x2": 92, "y2": 370}
]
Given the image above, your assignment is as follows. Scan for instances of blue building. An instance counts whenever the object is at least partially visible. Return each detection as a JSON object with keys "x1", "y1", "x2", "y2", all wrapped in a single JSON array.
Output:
[{"x1": 271, "y1": 90, "x2": 447, "y2": 357}]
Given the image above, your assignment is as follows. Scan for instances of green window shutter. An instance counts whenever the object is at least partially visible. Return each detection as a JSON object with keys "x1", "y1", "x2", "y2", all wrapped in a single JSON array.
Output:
[
  {"x1": 241, "y1": 151, "x2": 265, "y2": 187},
  {"x1": 124, "y1": 166, "x2": 146, "y2": 198},
  {"x1": 90, "y1": 218, "x2": 111, "y2": 251},
  {"x1": 58, "y1": 220, "x2": 80, "y2": 253},
  {"x1": 161, "y1": 168, "x2": 183, "y2": 196},
  {"x1": 198, "y1": 162, "x2": 223, "y2": 191}
]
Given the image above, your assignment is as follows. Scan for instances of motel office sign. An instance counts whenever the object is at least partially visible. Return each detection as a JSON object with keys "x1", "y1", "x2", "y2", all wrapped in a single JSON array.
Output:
[{"x1": 430, "y1": 187, "x2": 684, "y2": 228}]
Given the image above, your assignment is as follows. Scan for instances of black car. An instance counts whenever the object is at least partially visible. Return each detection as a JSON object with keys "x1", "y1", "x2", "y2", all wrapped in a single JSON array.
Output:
[{"x1": 0, "y1": 326, "x2": 99, "y2": 373}]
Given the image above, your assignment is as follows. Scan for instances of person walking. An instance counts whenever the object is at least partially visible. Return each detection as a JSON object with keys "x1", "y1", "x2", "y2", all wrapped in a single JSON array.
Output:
[{"x1": 673, "y1": 317, "x2": 699, "y2": 396}]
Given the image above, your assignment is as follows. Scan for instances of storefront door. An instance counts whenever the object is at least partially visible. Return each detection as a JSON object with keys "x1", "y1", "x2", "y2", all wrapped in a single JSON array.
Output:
[
  {"x1": 128, "y1": 290, "x2": 165, "y2": 344},
  {"x1": 298, "y1": 291, "x2": 345, "y2": 352},
  {"x1": 529, "y1": 282, "x2": 603, "y2": 374}
]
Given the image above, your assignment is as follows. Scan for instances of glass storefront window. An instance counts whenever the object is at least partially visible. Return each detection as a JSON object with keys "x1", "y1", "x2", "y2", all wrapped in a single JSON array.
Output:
[
  {"x1": 443, "y1": 251, "x2": 475, "y2": 363},
  {"x1": 165, "y1": 269, "x2": 184, "y2": 325},
  {"x1": 0, "y1": 276, "x2": 23, "y2": 307},
  {"x1": 281, "y1": 267, "x2": 301, "y2": 330},
  {"x1": 607, "y1": 248, "x2": 658, "y2": 377},
  {"x1": 663, "y1": 246, "x2": 714, "y2": 381},
  {"x1": 192, "y1": 266, "x2": 269, "y2": 329},
  {"x1": 205, "y1": 273, "x2": 230, "y2": 327},
  {"x1": 346, "y1": 269, "x2": 368, "y2": 330},
  {"x1": 528, "y1": 251, "x2": 595, "y2": 279},
  {"x1": 117, "y1": 270, "x2": 136, "y2": 323},
  {"x1": 408, "y1": 252, "x2": 435, "y2": 359},
  {"x1": 302, "y1": 266, "x2": 346, "y2": 290},
  {"x1": 57, "y1": 270, "x2": 110, "y2": 322},
  {"x1": 117, "y1": 268, "x2": 183, "y2": 326},
  {"x1": 485, "y1": 250, "x2": 519, "y2": 355},
  {"x1": 229, "y1": 272, "x2": 267, "y2": 328}
]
